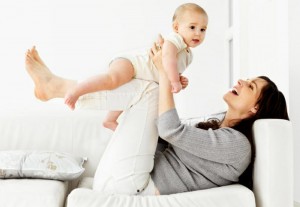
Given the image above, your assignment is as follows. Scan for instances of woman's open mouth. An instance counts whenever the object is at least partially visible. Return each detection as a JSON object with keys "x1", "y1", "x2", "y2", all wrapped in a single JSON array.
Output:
[{"x1": 231, "y1": 88, "x2": 239, "y2": 96}]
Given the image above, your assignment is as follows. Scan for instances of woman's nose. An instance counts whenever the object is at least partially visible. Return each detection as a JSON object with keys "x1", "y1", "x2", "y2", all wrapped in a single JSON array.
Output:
[{"x1": 237, "y1": 79, "x2": 243, "y2": 86}]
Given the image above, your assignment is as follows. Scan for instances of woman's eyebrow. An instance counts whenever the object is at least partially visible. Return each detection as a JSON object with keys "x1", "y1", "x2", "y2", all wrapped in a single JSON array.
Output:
[
  {"x1": 247, "y1": 79, "x2": 258, "y2": 89},
  {"x1": 251, "y1": 80, "x2": 258, "y2": 89}
]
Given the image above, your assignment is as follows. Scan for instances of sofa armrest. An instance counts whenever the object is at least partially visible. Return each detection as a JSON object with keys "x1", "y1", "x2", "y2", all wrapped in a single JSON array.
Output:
[{"x1": 252, "y1": 119, "x2": 293, "y2": 207}]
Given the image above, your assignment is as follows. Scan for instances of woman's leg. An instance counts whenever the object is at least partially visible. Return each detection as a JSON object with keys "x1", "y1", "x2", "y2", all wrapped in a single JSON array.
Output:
[
  {"x1": 25, "y1": 47, "x2": 143, "y2": 111},
  {"x1": 26, "y1": 47, "x2": 159, "y2": 195},
  {"x1": 92, "y1": 81, "x2": 159, "y2": 195},
  {"x1": 76, "y1": 80, "x2": 159, "y2": 195}
]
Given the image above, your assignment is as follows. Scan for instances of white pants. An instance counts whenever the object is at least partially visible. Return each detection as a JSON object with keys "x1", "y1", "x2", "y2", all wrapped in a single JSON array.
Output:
[{"x1": 77, "y1": 79, "x2": 159, "y2": 195}]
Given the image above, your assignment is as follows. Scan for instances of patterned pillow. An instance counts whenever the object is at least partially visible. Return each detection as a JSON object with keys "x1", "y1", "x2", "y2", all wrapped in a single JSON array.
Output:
[{"x1": 0, "y1": 151, "x2": 86, "y2": 181}]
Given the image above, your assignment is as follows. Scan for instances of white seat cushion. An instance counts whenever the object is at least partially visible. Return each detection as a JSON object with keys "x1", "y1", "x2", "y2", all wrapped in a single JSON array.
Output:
[
  {"x1": 0, "y1": 179, "x2": 68, "y2": 207},
  {"x1": 67, "y1": 177, "x2": 255, "y2": 207}
]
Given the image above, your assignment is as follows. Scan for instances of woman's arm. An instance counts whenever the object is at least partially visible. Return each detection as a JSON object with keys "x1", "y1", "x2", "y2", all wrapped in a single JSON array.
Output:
[
  {"x1": 157, "y1": 109, "x2": 251, "y2": 164},
  {"x1": 158, "y1": 63, "x2": 175, "y2": 116},
  {"x1": 150, "y1": 36, "x2": 250, "y2": 164},
  {"x1": 162, "y1": 41, "x2": 182, "y2": 93},
  {"x1": 150, "y1": 35, "x2": 175, "y2": 116}
]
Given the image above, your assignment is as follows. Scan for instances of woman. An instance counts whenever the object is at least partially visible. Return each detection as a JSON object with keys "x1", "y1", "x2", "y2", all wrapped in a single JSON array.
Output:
[
  {"x1": 25, "y1": 42, "x2": 289, "y2": 196},
  {"x1": 152, "y1": 39, "x2": 289, "y2": 192}
]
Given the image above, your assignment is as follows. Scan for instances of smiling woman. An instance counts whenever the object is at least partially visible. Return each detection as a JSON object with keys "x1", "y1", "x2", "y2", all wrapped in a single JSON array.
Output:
[
  {"x1": 223, "y1": 78, "x2": 267, "y2": 120},
  {"x1": 188, "y1": 75, "x2": 289, "y2": 190}
]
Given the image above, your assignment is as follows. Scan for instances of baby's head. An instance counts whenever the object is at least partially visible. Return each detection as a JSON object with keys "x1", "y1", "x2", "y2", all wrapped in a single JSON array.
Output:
[{"x1": 172, "y1": 3, "x2": 208, "y2": 48}]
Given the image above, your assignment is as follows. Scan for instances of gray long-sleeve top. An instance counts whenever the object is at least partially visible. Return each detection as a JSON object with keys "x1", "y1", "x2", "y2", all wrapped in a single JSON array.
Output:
[{"x1": 151, "y1": 109, "x2": 251, "y2": 195}]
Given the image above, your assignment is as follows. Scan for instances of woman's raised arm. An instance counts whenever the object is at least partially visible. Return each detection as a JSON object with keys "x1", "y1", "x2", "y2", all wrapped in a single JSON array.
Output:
[{"x1": 149, "y1": 35, "x2": 175, "y2": 116}]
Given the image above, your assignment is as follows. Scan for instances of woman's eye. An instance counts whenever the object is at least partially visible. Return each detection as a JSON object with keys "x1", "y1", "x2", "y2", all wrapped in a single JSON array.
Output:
[{"x1": 249, "y1": 85, "x2": 253, "y2": 90}]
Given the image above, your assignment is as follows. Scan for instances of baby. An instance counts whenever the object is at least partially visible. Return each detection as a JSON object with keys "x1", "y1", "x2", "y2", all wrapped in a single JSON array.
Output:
[{"x1": 64, "y1": 3, "x2": 208, "y2": 131}]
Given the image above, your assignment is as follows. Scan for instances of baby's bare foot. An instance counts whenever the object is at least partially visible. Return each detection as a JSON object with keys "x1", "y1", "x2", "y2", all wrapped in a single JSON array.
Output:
[
  {"x1": 25, "y1": 47, "x2": 57, "y2": 101},
  {"x1": 64, "y1": 91, "x2": 79, "y2": 110},
  {"x1": 103, "y1": 121, "x2": 118, "y2": 131}
]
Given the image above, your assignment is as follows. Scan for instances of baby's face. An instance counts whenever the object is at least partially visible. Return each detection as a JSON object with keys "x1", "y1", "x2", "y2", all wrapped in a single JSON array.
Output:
[{"x1": 174, "y1": 11, "x2": 208, "y2": 48}]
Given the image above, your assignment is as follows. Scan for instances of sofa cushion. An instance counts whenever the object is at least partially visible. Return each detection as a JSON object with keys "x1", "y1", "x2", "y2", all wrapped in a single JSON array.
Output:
[
  {"x1": 0, "y1": 150, "x2": 86, "y2": 181},
  {"x1": 0, "y1": 179, "x2": 68, "y2": 207},
  {"x1": 67, "y1": 180, "x2": 255, "y2": 207}
]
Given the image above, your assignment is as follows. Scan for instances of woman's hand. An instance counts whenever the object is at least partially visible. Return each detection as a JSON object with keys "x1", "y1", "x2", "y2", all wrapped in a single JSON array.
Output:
[{"x1": 149, "y1": 34, "x2": 164, "y2": 72}]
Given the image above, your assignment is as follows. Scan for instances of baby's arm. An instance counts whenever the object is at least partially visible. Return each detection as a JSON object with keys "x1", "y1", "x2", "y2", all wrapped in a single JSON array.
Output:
[{"x1": 162, "y1": 40, "x2": 182, "y2": 93}]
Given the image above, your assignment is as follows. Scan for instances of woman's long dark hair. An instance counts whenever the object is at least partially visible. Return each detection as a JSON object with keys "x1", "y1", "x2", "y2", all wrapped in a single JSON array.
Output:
[{"x1": 195, "y1": 76, "x2": 289, "y2": 189}]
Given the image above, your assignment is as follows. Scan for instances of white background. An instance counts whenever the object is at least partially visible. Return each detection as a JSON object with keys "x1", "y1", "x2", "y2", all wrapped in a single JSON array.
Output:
[
  {"x1": 0, "y1": 0, "x2": 299, "y2": 204},
  {"x1": 0, "y1": 0, "x2": 228, "y2": 117}
]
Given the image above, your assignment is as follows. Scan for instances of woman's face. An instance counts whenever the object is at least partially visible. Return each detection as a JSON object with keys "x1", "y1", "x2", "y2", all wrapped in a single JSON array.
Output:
[{"x1": 223, "y1": 77, "x2": 268, "y2": 119}]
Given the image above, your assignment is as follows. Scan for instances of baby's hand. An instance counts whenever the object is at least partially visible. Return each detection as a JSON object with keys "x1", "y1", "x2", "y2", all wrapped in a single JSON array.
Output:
[
  {"x1": 171, "y1": 81, "x2": 182, "y2": 93},
  {"x1": 180, "y1": 75, "x2": 189, "y2": 89}
]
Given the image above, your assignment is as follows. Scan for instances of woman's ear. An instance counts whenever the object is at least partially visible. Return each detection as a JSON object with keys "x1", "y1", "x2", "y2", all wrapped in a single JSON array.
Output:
[{"x1": 250, "y1": 105, "x2": 258, "y2": 114}]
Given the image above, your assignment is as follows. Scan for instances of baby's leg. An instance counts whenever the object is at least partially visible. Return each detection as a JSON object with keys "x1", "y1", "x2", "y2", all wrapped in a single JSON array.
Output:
[
  {"x1": 64, "y1": 58, "x2": 135, "y2": 110},
  {"x1": 103, "y1": 111, "x2": 122, "y2": 131}
]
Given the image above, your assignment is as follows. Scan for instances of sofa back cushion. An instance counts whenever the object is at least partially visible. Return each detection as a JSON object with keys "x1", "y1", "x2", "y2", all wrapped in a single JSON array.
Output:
[{"x1": 0, "y1": 109, "x2": 112, "y2": 179}]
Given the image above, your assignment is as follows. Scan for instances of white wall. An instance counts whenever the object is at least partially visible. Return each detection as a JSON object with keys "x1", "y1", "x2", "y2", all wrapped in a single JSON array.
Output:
[
  {"x1": 238, "y1": 0, "x2": 289, "y2": 102},
  {"x1": 175, "y1": 1, "x2": 229, "y2": 117},
  {"x1": 238, "y1": 0, "x2": 300, "y2": 203},
  {"x1": 0, "y1": 0, "x2": 228, "y2": 117},
  {"x1": 289, "y1": 0, "x2": 300, "y2": 203}
]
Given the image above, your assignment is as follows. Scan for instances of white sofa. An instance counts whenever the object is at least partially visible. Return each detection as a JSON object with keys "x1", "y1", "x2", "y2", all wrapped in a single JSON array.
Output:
[{"x1": 0, "y1": 109, "x2": 293, "y2": 207}]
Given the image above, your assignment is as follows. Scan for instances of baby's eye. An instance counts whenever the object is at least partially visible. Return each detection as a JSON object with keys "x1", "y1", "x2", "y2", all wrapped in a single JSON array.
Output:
[
  {"x1": 190, "y1": 26, "x2": 195, "y2": 30},
  {"x1": 201, "y1": 28, "x2": 206, "y2": 32}
]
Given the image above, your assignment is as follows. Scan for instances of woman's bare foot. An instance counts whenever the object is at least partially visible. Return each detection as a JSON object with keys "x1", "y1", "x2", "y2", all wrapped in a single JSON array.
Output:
[
  {"x1": 25, "y1": 47, "x2": 76, "y2": 101},
  {"x1": 102, "y1": 121, "x2": 118, "y2": 131},
  {"x1": 25, "y1": 48, "x2": 55, "y2": 101}
]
